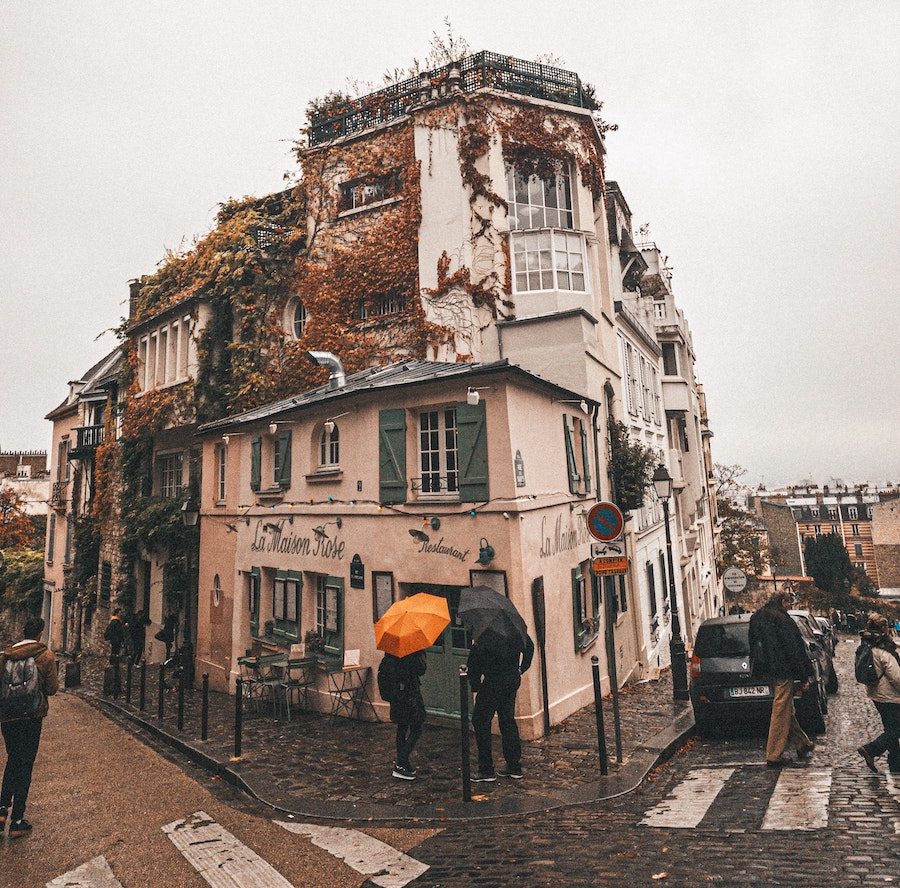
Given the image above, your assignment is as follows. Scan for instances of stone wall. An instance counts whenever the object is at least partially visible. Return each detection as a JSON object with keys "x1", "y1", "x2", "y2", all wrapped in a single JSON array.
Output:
[{"x1": 872, "y1": 500, "x2": 900, "y2": 589}]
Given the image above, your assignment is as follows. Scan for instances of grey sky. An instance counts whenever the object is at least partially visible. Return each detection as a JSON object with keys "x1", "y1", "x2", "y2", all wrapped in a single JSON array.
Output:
[{"x1": 1, "y1": 1, "x2": 897, "y2": 486}]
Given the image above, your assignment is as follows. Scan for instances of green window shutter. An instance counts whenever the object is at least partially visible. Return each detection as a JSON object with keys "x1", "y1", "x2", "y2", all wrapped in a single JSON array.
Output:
[
  {"x1": 456, "y1": 401, "x2": 489, "y2": 502},
  {"x1": 378, "y1": 409, "x2": 407, "y2": 504},
  {"x1": 47, "y1": 513, "x2": 56, "y2": 561},
  {"x1": 277, "y1": 431, "x2": 292, "y2": 488},
  {"x1": 572, "y1": 566, "x2": 583, "y2": 647},
  {"x1": 250, "y1": 436, "x2": 261, "y2": 491},
  {"x1": 563, "y1": 416, "x2": 578, "y2": 494},
  {"x1": 580, "y1": 420, "x2": 591, "y2": 493}
]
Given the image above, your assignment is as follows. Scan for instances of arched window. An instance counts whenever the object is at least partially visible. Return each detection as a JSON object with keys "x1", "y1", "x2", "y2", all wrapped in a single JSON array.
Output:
[
  {"x1": 292, "y1": 301, "x2": 309, "y2": 338},
  {"x1": 320, "y1": 424, "x2": 339, "y2": 467}
]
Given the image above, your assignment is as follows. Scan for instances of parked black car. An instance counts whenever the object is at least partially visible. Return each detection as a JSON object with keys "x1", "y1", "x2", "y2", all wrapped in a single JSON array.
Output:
[
  {"x1": 790, "y1": 610, "x2": 838, "y2": 694},
  {"x1": 690, "y1": 614, "x2": 828, "y2": 737},
  {"x1": 814, "y1": 616, "x2": 837, "y2": 655}
]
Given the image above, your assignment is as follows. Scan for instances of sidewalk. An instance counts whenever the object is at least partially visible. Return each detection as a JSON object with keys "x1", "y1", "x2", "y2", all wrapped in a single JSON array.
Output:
[{"x1": 74, "y1": 656, "x2": 694, "y2": 823}]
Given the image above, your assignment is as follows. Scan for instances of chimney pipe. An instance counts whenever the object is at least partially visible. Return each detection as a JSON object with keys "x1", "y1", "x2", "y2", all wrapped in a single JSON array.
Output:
[{"x1": 304, "y1": 351, "x2": 346, "y2": 390}]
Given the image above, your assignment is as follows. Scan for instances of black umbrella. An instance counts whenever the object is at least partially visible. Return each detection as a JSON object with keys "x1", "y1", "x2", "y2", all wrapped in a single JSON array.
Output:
[{"x1": 458, "y1": 585, "x2": 528, "y2": 649}]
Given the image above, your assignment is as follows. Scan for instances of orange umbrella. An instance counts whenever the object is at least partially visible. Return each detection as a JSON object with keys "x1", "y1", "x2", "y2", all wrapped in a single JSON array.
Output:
[{"x1": 374, "y1": 592, "x2": 450, "y2": 658}]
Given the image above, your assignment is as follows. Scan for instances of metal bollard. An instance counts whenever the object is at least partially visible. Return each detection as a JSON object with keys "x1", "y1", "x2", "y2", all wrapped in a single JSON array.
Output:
[
  {"x1": 112, "y1": 659, "x2": 121, "y2": 698},
  {"x1": 139, "y1": 660, "x2": 147, "y2": 711},
  {"x1": 157, "y1": 664, "x2": 165, "y2": 721},
  {"x1": 459, "y1": 665, "x2": 472, "y2": 803},
  {"x1": 591, "y1": 655, "x2": 609, "y2": 776},
  {"x1": 233, "y1": 678, "x2": 243, "y2": 760},
  {"x1": 125, "y1": 660, "x2": 133, "y2": 705},
  {"x1": 201, "y1": 673, "x2": 209, "y2": 741},
  {"x1": 177, "y1": 671, "x2": 185, "y2": 731}
]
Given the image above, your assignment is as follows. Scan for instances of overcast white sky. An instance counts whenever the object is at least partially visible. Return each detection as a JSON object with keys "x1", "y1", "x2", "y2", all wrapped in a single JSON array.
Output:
[{"x1": 1, "y1": 1, "x2": 897, "y2": 486}]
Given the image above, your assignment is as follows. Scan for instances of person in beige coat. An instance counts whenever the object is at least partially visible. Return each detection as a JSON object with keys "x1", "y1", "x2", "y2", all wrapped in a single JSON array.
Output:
[{"x1": 857, "y1": 613, "x2": 900, "y2": 774}]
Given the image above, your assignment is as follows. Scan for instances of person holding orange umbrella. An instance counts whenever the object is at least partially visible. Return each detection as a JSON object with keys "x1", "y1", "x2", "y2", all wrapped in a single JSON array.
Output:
[{"x1": 375, "y1": 593, "x2": 450, "y2": 781}]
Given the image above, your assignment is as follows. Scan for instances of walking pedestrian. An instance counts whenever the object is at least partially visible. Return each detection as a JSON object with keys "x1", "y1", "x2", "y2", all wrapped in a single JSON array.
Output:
[
  {"x1": 129, "y1": 611, "x2": 149, "y2": 665},
  {"x1": 103, "y1": 608, "x2": 126, "y2": 663},
  {"x1": 468, "y1": 631, "x2": 534, "y2": 781},
  {"x1": 0, "y1": 615, "x2": 59, "y2": 838},
  {"x1": 856, "y1": 613, "x2": 900, "y2": 774},
  {"x1": 154, "y1": 612, "x2": 178, "y2": 661},
  {"x1": 378, "y1": 650, "x2": 427, "y2": 781},
  {"x1": 748, "y1": 591, "x2": 815, "y2": 767}
]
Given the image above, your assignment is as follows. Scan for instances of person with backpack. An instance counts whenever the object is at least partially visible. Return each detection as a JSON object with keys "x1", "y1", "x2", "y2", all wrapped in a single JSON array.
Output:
[
  {"x1": 0, "y1": 615, "x2": 59, "y2": 838},
  {"x1": 748, "y1": 591, "x2": 816, "y2": 767},
  {"x1": 856, "y1": 612, "x2": 900, "y2": 774},
  {"x1": 377, "y1": 650, "x2": 427, "y2": 781}
]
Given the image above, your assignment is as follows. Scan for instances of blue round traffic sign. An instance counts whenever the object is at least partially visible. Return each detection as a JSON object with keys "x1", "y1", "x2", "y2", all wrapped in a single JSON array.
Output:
[{"x1": 587, "y1": 502, "x2": 624, "y2": 542}]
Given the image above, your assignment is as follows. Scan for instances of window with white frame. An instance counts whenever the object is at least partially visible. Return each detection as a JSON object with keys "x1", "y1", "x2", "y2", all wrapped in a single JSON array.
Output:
[
  {"x1": 866, "y1": 506, "x2": 872, "y2": 518},
  {"x1": 506, "y1": 164, "x2": 587, "y2": 294},
  {"x1": 620, "y1": 339, "x2": 638, "y2": 416},
  {"x1": 640, "y1": 354, "x2": 651, "y2": 420},
  {"x1": 320, "y1": 425, "x2": 339, "y2": 467},
  {"x1": 292, "y1": 301, "x2": 309, "y2": 338},
  {"x1": 419, "y1": 408, "x2": 458, "y2": 495},
  {"x1": 138, "y1": 315, "x2": 191, "y2": 392},
  {"x1": 273, "y1": 574, "x2": 301, "y2": 636},
  {"x1": 851, "y1": 523, "x2": 860, "y2": 536},
  {"x1": 215, "y1": 443, "x2": 227, "y2": 501},
  {"x1": 828, "y1": 506, "x2": 837, "y2": 519},
  {"x1": 158, "y1": 452, "x2": 184, "y2": 499},
  {"x1": 652, "y1": 366, "x2": 662, "y2": 425},
  {"x1": 653, "y1": 301, "x2": 666, "y2": 320},
  {"x1": 848, "y1": 506, "x2": 858, "y2": 519}
]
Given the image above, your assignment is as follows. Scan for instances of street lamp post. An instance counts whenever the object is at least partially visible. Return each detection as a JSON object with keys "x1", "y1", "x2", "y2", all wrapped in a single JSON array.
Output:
[
  {"x1": 652, "y1": 465, "x2": 689, "y2": 701},
  {"x1": 180, "y1": 499, "x2": 199, "y2": 689}
]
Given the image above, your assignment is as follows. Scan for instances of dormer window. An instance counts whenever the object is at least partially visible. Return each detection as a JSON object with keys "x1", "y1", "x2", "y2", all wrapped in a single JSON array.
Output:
[{"x1": 320, "y1": 425, "x2": 340, "y2": 467}]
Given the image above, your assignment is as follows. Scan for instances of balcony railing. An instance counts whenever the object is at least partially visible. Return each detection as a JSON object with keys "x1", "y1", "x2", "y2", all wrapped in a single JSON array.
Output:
[
  {"x1": 50, "y1": 481, "x2": 69, "y2": 511},
  {"x1": 70, "y1": 425, "x2": 105, "y2": 457},
  {"x1": 308, "y1": 51, "x2": 591, "y2": 147}
]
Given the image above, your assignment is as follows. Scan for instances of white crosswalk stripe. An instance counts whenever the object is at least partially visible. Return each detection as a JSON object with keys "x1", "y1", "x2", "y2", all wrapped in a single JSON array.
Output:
[
  {"x1": 761, "y1": 768, "x2": 832, "y2": 831},
  {"x1": 163, "y1": 811, "x2": 293, "y2": 888},
  {"x1": 46, "y1": 855, "x2": 124, "y2": 888},
  {"x1": 886, "y1": 772, "x2": 900, "y2": 835},
  {"x1": 276, "y1": 820, "x2": 430, "y2": 888},
  {"x1": 641, "y1": 767, "x2": 735, "y2": 828}
]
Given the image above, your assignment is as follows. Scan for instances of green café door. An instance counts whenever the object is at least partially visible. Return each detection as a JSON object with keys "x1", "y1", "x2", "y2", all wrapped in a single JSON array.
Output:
[{"x1": 408, "y1": 584, "x2": 471, "y2": 717}]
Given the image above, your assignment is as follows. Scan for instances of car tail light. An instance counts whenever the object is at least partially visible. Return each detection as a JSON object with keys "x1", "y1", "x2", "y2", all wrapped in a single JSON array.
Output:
[{"x1": 690, "y1": 655, "x2": 701, "y2": 678}]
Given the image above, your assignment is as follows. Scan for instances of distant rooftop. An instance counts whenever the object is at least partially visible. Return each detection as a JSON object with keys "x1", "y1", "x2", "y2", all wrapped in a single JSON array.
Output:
[{"x1": 308, "y1": 50, "x2": 594, "y2": 147}]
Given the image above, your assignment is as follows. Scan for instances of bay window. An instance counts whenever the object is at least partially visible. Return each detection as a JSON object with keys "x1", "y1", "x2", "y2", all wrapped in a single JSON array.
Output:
[{"x1": 507, "y1": 164, "x2": 587, "y2": 294}]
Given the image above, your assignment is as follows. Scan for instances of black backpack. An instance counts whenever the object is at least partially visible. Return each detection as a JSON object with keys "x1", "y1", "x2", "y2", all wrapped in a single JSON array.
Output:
[
  {"x1": 0, "y1": 656, "x2": 42, "y2": 720},
  {"x1": 377, "y1": 655, "x2": 400, "y2": 703},
  {"x1": 856, "y1": 641, "x2": 900, "y2": 685},
  {"x1": 855, "y1": 641, "x2": 881, "y2": 685}
]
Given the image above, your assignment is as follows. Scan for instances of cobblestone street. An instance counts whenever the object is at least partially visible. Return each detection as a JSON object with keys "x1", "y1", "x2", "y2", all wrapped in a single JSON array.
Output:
[
  {"x1": 403, "y1": 637, "x2": 900, "y2": 886},
  {"x1": 78, "y1": 654, "x2": 686, "y2": 813}
]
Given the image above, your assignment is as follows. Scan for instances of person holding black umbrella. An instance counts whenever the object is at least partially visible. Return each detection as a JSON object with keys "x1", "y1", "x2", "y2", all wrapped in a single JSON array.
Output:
[{"x1": 467, "y1": 625, "x2": 535, "y2": 782}]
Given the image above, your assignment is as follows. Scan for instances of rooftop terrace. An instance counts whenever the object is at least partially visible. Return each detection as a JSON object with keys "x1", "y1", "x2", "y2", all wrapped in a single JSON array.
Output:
[{"x1": 308, "y1": 50, "x2": 594, "y2": 147}]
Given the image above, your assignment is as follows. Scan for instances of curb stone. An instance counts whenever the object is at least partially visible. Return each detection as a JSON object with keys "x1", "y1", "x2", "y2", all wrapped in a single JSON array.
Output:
[{"x1": 82, "y1": 690, "x2": 695, "y2": 824}]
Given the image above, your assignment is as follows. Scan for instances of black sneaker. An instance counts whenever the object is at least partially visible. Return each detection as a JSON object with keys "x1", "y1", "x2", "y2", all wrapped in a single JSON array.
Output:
[
  {"x1": 8, "y1": 819, "x2": 32, "y2": 839},
  {"x1": 858, "y1": 745, "x2": 878, "y2": 773},
  {"x1": 498, "y1": 766, "x2": 524, "y2": 779},
  {"x1": 472, "y1": 769, "x2": 497, "y2": 782},
  {"x1": 392, "y1": 764, "x2": 416, "y2": 781}
]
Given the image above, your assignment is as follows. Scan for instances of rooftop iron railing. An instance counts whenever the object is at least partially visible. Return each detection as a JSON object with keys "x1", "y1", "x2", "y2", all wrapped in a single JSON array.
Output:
[{"x1": 308, "y1": 51, "x2": 591, "y2": 147}]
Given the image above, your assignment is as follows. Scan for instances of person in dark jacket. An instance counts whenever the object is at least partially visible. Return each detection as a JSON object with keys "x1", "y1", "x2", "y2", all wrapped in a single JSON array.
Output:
[
  {"x1": 748, "y1": 591, "x2": 815, "y2": 766},
  {"x1": 129, "y1": 611, "x2": 149, "y2": 665},
  {"x1": 0, "y1": 616, "x2": 59, "y2": 838},
  {"x1": 103, "y1": 608, "x2": 126, "y2": 663},
  {"x1": 387, "y1": 651, "x2": 427, "y2": 781},
  {"x1": 468, "y1": 631, "x2": 535, "y2": 781}
]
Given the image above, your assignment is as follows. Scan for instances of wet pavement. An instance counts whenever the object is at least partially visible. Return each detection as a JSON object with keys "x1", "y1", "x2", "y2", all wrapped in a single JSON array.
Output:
[{"x1": 75, "y1": 654, "x2": 689, "y2": 819}]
